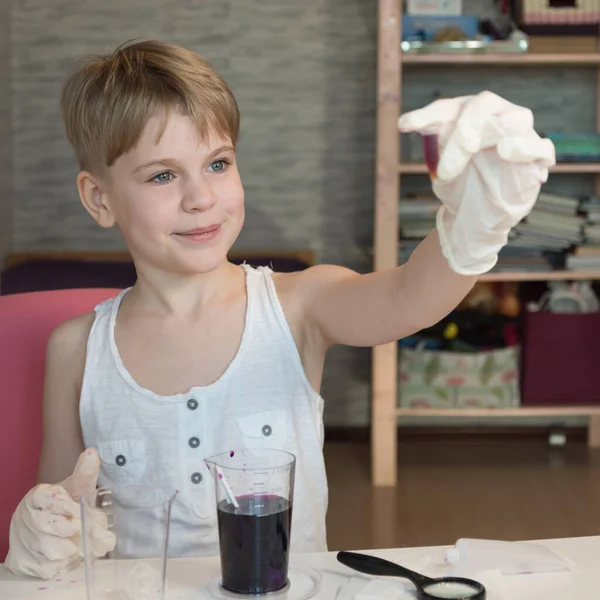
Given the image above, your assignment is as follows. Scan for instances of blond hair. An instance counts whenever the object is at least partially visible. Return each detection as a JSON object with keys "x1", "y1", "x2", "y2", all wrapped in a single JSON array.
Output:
[{"x1": 60, "y1": 40, "x2": 240, "y2": 173}]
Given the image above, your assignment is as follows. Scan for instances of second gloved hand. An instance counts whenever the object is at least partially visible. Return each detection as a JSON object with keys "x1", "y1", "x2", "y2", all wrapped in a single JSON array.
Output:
[{"x1": 5, "y1": 448, "x2": 116, "y2": 579}]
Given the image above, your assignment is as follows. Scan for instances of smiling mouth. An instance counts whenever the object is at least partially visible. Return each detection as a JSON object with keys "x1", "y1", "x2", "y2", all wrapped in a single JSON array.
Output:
[{"x1": 174, "y1": 224, "x2": 221, "y2": 241}]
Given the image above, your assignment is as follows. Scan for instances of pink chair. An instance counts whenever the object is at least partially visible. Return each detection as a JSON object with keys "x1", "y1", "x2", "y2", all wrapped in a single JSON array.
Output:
[{"x1": 0, "y1": 288, "x2": 120, "y2": 561}]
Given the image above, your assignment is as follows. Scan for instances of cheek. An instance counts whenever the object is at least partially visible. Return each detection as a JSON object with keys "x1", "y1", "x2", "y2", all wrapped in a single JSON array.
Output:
[
  {"x1": 117, "y1": 192, "x2": 176, "y2": 236},
  {"x1": 224, "y1": 178, "x2": 245, "y2": 214},
  {"x1": 136, "y1": 207, "x2": 171, "y2": 233}
]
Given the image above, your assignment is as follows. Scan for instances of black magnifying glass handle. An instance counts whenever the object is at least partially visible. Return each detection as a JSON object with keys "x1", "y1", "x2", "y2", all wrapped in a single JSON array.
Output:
[{"x1": 336, "y1": 551, "x2": 433, "y2": 588}]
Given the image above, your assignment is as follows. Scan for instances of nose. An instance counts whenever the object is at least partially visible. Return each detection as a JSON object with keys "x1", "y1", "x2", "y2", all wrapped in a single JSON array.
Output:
[{"x1": 181, "y1": 177, "x2": 217, "y2": 213}]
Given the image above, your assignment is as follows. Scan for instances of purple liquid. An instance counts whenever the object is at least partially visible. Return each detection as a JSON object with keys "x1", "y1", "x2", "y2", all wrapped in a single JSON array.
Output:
[
  {"x1": 423, "y1": 134, "x2": 439, "y2": 179},
  {"x1": 217, "y1": 494, "x2": 293, "y2": 595}
]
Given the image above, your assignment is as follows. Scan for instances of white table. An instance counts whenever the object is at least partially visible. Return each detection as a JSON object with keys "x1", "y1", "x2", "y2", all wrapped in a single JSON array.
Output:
[{"x1": 1, "y1": 536, "x2": 599, "y2": 599}]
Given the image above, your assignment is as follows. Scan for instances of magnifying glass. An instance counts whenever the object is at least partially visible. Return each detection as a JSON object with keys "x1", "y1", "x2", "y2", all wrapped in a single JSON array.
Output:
[{"x1": 337, "y1": 551, "x2": 485, "y2": 600}]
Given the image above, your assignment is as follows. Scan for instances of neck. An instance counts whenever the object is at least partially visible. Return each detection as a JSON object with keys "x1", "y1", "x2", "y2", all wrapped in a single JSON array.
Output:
[{"x1": 125, "y1": 260, "x2": 243, "y2": 318}]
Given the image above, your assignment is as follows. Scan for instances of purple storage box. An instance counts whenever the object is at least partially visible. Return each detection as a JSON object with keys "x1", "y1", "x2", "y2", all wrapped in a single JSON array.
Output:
[{"x1": 521, "y1": 309, "x2": 600, "y2": 406}]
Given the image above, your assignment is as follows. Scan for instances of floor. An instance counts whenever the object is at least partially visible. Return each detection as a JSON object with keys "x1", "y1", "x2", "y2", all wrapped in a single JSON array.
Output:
[{"x1": 323, "y1": 434, "x2": 600, "y2": 551}]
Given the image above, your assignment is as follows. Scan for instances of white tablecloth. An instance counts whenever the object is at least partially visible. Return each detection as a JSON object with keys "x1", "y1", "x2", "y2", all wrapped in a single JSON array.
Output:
[{"x1": 1, "y1": 536, "x2": 599, "y2": 599}]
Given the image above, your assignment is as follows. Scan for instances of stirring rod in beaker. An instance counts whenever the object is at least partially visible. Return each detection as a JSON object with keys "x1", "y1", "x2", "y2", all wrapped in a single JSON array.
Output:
[{"x1": 216, "y1": 466, "x2": 240, "y2": 509}]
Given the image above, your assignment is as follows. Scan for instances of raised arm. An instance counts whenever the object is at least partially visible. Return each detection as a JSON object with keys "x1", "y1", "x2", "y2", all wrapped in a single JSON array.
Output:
[
  {"x1": 300, "y1": 92, "x2": 555, "y2": 349},
  {"x1": 299, "y1": 231, "x2": 476, "y2": 348}
]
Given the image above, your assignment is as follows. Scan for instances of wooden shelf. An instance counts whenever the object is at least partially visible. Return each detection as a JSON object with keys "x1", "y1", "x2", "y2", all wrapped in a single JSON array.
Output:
[
  {"x1": 371, "y1": 1, "x2": 600, "y2": 487},
  {"x1": 402, "y1": 53, "x2": 600, "y2": 66},
  {"x1": 397, "y1": 406, "x2": 600, "y2": 418},
  {"x1": 399, "y1": 163, "x2": 600, "y2": 175},
  {"x1": 392, "y1": 267, "x2": 600, "y2": 282},
  {"x1": 480, "y1": 270, "x2": 600, "y2": 282}
]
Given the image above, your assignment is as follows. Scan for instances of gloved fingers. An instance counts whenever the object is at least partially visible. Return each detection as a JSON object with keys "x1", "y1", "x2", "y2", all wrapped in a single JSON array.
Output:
[
  {"x1": 5, "y1": 542, "x2": 80, "y2": 580},
  {"x1": 437, "y1": 124, "x2": 552, "y2": 183},
  {"x1": 398, "y1": 96, "x2": 471, "y2": 134},
  {"x1": 89, "y1": 524, "x2": 117, "y2": 557},
  {"x1": 24, "y1": 507, "x2": 81, "y2": 538},
  {"x1": 81, "y1": 505, "x2": 116, "y2": 557},
  {"x1": 497, "y1": 104, "x2": 534, "y2": 135},
  {"x1": 438, "y1": 94, "x2": 534, "y2": 179},
  {"x1": 60, "y1": 448, "x2": 101, "y2": 502},
  {"x1": 12, "y1": 516, "x2": 82, "y2": 563},
  {"x1": 436, "y1": 136, "x2": 473, "y2": 181},
  {"x1": 497, "y1": 135, "x2": 556, "y2": 168},
  {"x1": 453, "y1": 91, "x2": 529, "y2": 153},
  {"x1": 31, "y1": 533, "x2": 82, "y2": 562},
  {"x1": 467, "y1": 152, "x2": 546, "y2": 222},
  {"x1": 436, "y1": 110, "x2": 507, "y2": 181},
  {"x1": 28, "y1": 485, "x2": 80, "y2": 519}
]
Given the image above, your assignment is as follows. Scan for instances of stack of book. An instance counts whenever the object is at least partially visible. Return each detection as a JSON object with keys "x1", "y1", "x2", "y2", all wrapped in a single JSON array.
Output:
[
  {"x1": 398, "y1": 195, "x2": 438, "y2": 264},
  {"x1": 499, "y1": 192, "x2": 583, "y2": 272},
  {"x1": 513, "y1": 193, "x2": 583, "y2": 250},
  {"x1": 566, "y1": 246, "x2": 600, "y2": 271},
  {"x1": 567, "y1": 197, "x2": 600, "y2": 271},
  {"x1": 397, "y1": 192, "x2": 597, "y2": 273}
]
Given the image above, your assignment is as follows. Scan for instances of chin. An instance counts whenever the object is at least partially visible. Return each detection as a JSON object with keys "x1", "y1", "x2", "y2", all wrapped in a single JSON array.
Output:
[
  {"x1": 166, "y1": 248, "x2": 229, "y2": 275},
  {"x1": 176, "y1": 237, "x2": 239, "y2": 274}
]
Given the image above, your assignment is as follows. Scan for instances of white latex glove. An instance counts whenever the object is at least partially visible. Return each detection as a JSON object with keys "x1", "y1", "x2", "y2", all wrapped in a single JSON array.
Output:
[
  {"x1": 398, "y1": 91, "x2": 556, "y2": 275},
  {"x1": 5, "y1": 448, "x2": 116, "y2": 579}
]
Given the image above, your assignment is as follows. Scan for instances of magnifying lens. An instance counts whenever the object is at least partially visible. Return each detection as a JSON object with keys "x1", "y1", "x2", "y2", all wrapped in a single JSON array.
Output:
[{"x1": 337, "y1": 551, "x2": 485, "y2": 600}]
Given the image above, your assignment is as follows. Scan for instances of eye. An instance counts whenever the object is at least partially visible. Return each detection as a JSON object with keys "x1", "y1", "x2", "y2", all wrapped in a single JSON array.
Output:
[
  {"x1": 208, "y1": 159, "x2": 229, "y2": 173},
  {"x1": 150, "y1": 171, "x2": 174, "y2": 184}
]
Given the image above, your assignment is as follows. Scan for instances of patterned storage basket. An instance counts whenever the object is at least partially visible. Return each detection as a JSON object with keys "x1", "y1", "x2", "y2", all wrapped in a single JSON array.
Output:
[
  {"x1": 398, "y1": 346, "x2": 521, "y2": 410},
  {"x1": 519, "y1": 0, "x2": 600, "y2": 26}
]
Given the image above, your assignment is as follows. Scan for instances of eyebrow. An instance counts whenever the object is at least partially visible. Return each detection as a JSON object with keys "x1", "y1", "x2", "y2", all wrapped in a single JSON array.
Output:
[
  {"x1": 132, "y1": 146, "x2": 236, "y2": 174},
  {"x1": 132, "y1": 159, "x2": 175, "y2": 174}
]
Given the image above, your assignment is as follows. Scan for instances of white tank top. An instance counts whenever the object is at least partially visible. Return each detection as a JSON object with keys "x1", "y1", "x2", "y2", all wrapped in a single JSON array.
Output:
[{"x1": 79, "y1": 264, "x2": 328, "y2": 556}]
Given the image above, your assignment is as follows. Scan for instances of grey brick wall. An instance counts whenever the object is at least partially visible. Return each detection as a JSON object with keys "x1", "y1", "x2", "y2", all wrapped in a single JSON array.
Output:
[
  {"x1": 0, "y1": 0, "x2": 12, "y2": 271},
  {"x1": 5, "y1": 0, "x2": 597, "y2": 424}
]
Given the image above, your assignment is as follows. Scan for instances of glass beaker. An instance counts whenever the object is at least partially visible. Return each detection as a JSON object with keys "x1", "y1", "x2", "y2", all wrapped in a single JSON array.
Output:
[
  {"x1": 205, "y1": 448, "x2": 296, "y2": 596},
  {"x1": 80, "y1": 485, "x2": 177, "y2": 600}
]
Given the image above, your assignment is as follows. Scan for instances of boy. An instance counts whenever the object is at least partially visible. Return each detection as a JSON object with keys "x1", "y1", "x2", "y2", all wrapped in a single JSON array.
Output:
[{"x1": 6, "y1": 40, "x2": 554, "y2": 579}]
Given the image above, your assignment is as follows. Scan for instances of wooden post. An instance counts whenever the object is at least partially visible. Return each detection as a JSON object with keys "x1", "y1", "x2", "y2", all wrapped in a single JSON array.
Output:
[
  {"x1": 596, "y1": 58, "x2": 600, "y2": 199},
  {"x1": 589, "y1": 415, "x2": 600, "y2": 448},
  {"x1": 372, "y1": 0, "x2": 401, "y2": 487},
  {"x1": 586, "y1": 47, "x2": 600, "y2": 449}
]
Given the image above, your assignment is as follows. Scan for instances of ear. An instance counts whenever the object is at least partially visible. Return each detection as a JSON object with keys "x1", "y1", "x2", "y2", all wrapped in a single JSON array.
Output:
[{"x1": 76, "y1": 171, "x2": 116, "y2": 228}]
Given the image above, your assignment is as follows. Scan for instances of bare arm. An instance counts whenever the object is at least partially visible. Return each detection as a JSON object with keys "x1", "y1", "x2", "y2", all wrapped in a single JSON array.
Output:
[
  {"x1": 302, "y1": 230, "x2": 478, "y2": 348},
  {"x1": 37, "y1": 313, "x2": 95, "y2": 485}
]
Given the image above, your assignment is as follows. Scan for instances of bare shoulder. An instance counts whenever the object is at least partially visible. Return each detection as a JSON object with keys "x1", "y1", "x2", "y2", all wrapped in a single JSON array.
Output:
[
  {"x1": 47, "y1": 311, "x2": 96, "y2": 358},
  {"x1": 45, "y1": 309, "x2": 97, "y2": 412},
  {"x1": 272, "y1": 265, "x2": 359, "y2": 347},
  {"x1": 273, "y1": 264, "x2": 359, "y2": 301}
]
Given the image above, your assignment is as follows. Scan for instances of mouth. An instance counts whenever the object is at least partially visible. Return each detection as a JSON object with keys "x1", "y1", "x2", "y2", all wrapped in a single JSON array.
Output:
[{"x1": 174, "y1": 224, "x2": 221, "y2": 241}]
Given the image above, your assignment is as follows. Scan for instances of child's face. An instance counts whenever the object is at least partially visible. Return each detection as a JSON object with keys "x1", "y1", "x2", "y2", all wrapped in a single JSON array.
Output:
[{"x1": 100, "y1": 112, "x2": 244, "y2": 275}]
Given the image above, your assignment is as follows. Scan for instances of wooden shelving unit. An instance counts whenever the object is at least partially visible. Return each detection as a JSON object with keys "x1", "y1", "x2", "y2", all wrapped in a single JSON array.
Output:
[
  {"x1": 372, "y1": 0, "x2": 600, "y2": 486},
  {"x1": 402, "y1": 53, "x2": 600, "y2": 65},
  {"x1": 396, "y1": 406, "x2": 600, "y2": 417},
  {"x1": 481, "y1": 270, "x2": 600, "y2": 282},
  {"x1": 399, "y1": 163, "x2": 600, "y2": 174}
]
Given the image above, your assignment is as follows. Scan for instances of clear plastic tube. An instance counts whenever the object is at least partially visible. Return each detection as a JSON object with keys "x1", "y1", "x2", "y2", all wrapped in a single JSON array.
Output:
[{"x1": 422, "y1": 134, "x2": 439, "y2": 180}]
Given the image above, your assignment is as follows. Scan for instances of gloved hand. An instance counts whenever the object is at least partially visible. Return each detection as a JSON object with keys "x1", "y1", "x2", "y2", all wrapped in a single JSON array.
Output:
[
  {"x1": 398, "y1": 91, "x2": 556, "y2": 275},
  {"x1": 5, "y1": 448, "x2": 116, "y2": 579}
]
